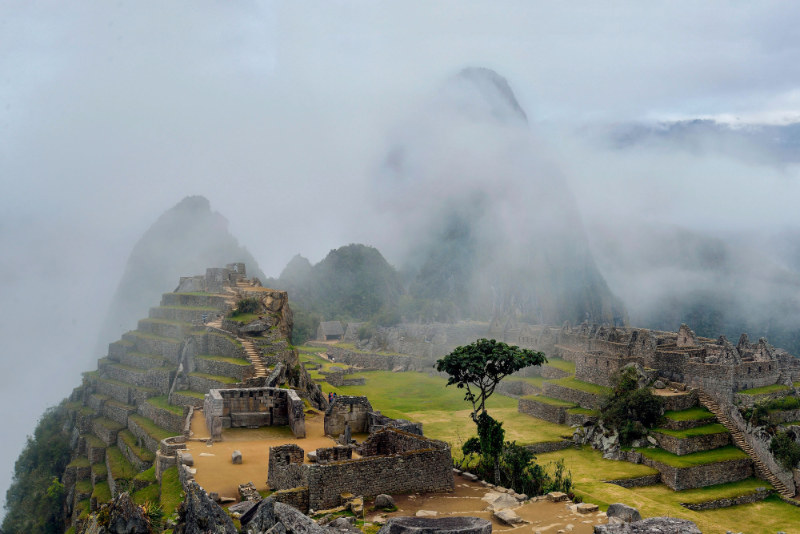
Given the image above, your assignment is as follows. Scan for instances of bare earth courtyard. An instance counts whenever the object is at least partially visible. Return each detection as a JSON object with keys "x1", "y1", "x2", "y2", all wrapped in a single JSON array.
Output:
[{"x1": 186, "y1": 409, "x2": 603, "y2": 533}]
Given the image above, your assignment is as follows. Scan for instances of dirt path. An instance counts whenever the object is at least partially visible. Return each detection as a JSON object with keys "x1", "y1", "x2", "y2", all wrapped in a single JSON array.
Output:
[{"x1": 385, "y1": 481, "x2": 604, "y2": 534}]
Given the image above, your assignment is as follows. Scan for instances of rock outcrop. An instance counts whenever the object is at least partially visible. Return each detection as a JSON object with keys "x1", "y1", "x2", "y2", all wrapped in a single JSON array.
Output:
[{"x1": 174, "y1": 481, "x2": 237, "y2": 534}]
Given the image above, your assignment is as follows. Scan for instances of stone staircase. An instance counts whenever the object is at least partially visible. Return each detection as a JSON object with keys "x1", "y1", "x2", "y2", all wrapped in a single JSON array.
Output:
[
  {"x1": 697, "y1": 390, "x2": 796, "y2": 498},
  {"x1": 241, "y1": 337, "x2": 268, "y2": 378}
]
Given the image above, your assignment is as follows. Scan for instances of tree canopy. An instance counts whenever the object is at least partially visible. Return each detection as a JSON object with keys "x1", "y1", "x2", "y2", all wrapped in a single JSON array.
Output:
[{"x1": 436, "y1": 338, "x2": 546, "y2": 419}]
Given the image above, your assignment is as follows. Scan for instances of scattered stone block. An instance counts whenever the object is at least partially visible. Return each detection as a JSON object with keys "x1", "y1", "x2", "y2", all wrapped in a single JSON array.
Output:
[
  {"x1": 374, "y1": 494, "x2": 395, "y2": 510},
  {"x1": 547, "y1": 492, "x2": 569, "y2": 502},
  {"x1": 484, "y1": 493, "x2": 519, "y2": 511},
  {"x1": 606, "y1": 503, "x2": 641, "y2": 523},
  {"x1": 452, "y1": 468, "x2": 462, "y2": 474},
  {"x1": 576, "y1": 503, "x2": 599, "y2": 514},
  {"x1": 493, "y1": 509, "x2": 526, "y2": 526},
  {"x1": 415, "y1": 510, "x2": 438, "y2": 517},
  {"x1": 179, "y1": 452, "x2": 194, "y2": 466},
  {"x1": 462, "y1": 472, "x2": 478, "y2": 482},
  {"x1": 232, "y1": 450, "x2": 242, "y2": 464}
]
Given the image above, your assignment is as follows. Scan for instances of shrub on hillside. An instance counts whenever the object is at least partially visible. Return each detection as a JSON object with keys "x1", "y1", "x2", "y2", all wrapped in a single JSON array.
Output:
[
  {"x1": 770, "y1": 430, "x2": 800, "y2": 470},
  {"x1": 600, "y1": 367, "x2": 663, "y2": 445}
]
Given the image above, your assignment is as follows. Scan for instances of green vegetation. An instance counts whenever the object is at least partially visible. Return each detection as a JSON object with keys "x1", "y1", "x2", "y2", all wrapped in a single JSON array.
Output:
[
  {"x1": 146, "y1": 396, "x2": 185, "y2": 416},
  {"x1": 739, "y1": 384, "x2": 790, "y2": 395},
  {"x1": 126, "y1": 330, "x2": 181, "y2": 343},
  {"x1": 770, "y1": 430, "x2": 800, "y2": 469},
  {"x1": 133, "y1": 484, "x2": 160, "y2": 505},
  {"x1": 741, "y1": 394, "x2": 800, "y2": 426},
  {"x1": 160, "y1": 466, "x2": 184, "y2": 513},
  {"x1": 664, "y1": 407, "x2": 715, "y2": 422},
  {"x1": 653, "y1": 423, "x2": 728, "y2": 438},
  {"x1": 134, "y1": 466, "x2": 157, "y2": 485},
  {"x1": 66, "y1": 457, "x2": 90, "y2": 469},
  {"x1": 567, "y1": 407, "x2": 599, "y2": 416},
  {"x1": 599, "y1": 367, "x2": 663, "y2": 445},
  {"x1": 119, "y1": 430, "x2": 156, "y2": 462},
  {"x1": 176, "y1": 390, "x2": 206, "y2": 399},
  {"x1": 227, "y1": 312, "x2": 262, "y2": 324},
  {"x1": 549, "y1": 377, "x2": 612, "y2": 396},
  {"x1": 94, "y1": 417, "x2": 125, "y2": 432},
  {"x1": 129, "y1": 415, "x2": 174, "y2": 442},
  {"x1": 188, "y1": 371, "x2": 239, "y2": 385},
  {"x1": 75, "y1": 479, "x2": 93, "y2": 494},
  {"x1": 543, "y1": 358, "x2": 576, "y2": 374},
  {"x1": 522, "y1": 395, "x2": 575, "y2": 407},
  {"x1": 91, "y1": 461, "x2": 107, "y2": 480},
  {"x1": 637, "y1": 445, "x2": 747, "y2": 468},
  {"x1": 106, "y1": 446, "x2": 138, "y2": 480},
  {"x1": 91, "y1": 480, "x2": 112, "y2": 504}
]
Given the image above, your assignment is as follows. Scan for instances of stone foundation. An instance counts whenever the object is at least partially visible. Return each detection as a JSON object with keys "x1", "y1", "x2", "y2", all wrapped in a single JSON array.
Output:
[{"x1": 652, "y1": 430, "x2": 730, "y2": 456}]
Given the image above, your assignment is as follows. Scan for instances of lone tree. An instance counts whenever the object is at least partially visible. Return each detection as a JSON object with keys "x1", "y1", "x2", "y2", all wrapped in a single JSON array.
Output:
[
  {"x1": 436, "y1": 338, "x2": 550, "y2": 489},
  {"x1": 436, "y1": 338, "x2": 546, "y2": 422}
]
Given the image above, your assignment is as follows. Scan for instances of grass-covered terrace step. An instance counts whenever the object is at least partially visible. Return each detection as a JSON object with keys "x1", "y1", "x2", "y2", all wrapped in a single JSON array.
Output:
[
  {"x1": 635, "y1": 446, "x2": 752, "y2": 491},
  {"x1": 651, "y1": 424, "x2": 730, "y2": 456},
  {"x1": 128, "y1": 414, "x2": 175, "y2": 453},
  {"x1": 106, "y1": 446, "x2": 138, "y2": 485},
  {"x1": 91, "y1": 480, "x2": 112, "y2": 509},
  {"x1": 118, "y1": 429, "x2": 156, "y2": 471},
  {"x1": 662, "y1": 407, "x2": 716, "y2": 430},
  {"x1": 92, "y1": 416, "x2": 126, "y2": 446},
  {"x1": 541, "y1": 377, "x2": 610, "y2": 410},
  {"x1": 518, "y1": 394, "x2": 576, "y2": 424}
]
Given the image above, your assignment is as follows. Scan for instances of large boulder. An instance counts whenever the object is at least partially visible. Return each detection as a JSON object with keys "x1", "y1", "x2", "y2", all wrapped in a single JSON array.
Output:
[
  {"x1": 174, "y1": 481, "x2": 237, "y2": 534},
  {"x1": 374, "y1": 494, "x2": 396, "y2": 510},
  {"x1": 243, "y1": 498, "x2": 328, "y2": 534},
  {"x1": 106, "y1": 492, "x2": 152, "y2": 534},
  {"x1": 606, "y1": 503, "x2": 641, "y2": 523},
  {"x1": 377, "y1": 516, "x2": 491, "y2": 534},
  {"x1": 594, "y1": 517, "x2": 701, "y2": 533}
]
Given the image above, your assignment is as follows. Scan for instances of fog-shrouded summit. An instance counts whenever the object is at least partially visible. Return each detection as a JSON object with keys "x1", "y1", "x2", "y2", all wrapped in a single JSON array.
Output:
[
  {"x1": 97, "y1": 196, "x2": 265, "y2": 350},
  {"x1": 374, "y1": 67, "x2": 625, "y2": 325}
]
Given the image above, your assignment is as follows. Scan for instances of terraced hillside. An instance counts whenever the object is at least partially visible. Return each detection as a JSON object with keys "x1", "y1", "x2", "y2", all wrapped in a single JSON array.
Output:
[{"x1": 60, "y1": 264, "x2": 323, "y2": 528}]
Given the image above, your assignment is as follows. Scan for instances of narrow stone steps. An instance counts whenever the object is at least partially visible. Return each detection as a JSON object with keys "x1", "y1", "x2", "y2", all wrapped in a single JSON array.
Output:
[
  {"x1": 698, "y1": 391, "x2": 795, "y2": 497},
  {"x1": 240, "y1": 338, "x2": 267, "y2": 378}
]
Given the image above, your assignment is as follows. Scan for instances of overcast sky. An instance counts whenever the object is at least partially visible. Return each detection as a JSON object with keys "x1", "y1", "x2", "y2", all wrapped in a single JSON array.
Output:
[{"x1": 2, "y1": 1, "x2": 800, "y2": 507}]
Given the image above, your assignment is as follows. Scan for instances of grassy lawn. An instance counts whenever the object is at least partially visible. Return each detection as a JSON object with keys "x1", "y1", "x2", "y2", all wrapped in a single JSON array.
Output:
[
  {"x1": 67, "y1": 457, "x2": 90, "y2": 468},
  {"x1": 140, "y1": 318, "x2": 191, "y2": 327},
  {"x1": 739, "y1": 384, "x2": 790, "y2": 395},
  {"x1": 147, "y1": 396, "x2": 185, "y2": 416},
  {"x1": 543, "y1": 357, "x2": 576, "y2": 374},
  {"x1": 127, "y1": 330, "x2": 181, "y2": 343},
  {"x1": 94, "y1": 417, "x2": 125, "y2": 432},
  {"x1": 196, "y1": 354, "x2": 251, "y2": 366},
  {"x1": 637, "y1": 446, "x2": 747, "y2": 468},
  {"x1": 664, "y1": 407, "x2": 715, "y2": 422},
  {"x1": 653, "y1": 423, "x2": 728, "y2": 438},
  {"x1": 91, "y1": 462, "x2": 107, "y2": 479},
  {"x1": 329, "y1": 371, "x2": 573, "y2": 445},
  {"x1": 177, "y1": 390, "x2": 206, "y2": 399},
  {"x1": 548, "y1": 377, "x2": 612, "y2": 396},
  {"x1": 158, "y1": 304, "x2": 218, "y2": 311},
  {"x1": 522, "y1": 395, "x2": 576, "y2": 407},
  {"x1": 82, "y1": 433, "x2": 106, "y2": 449}
]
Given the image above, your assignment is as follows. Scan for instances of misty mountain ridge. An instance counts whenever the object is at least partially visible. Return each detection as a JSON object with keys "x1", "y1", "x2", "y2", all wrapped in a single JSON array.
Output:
[
  {"x1": 97, "y1": 195, "x2": 265, "y2": 350},
  {"x1": 590, "y1": 221, "x2": 800, "y2": 354},
  {"x1": 596, "y1": 119, "x2": 800, "y2": 164},
  {"x1": 374, "y1": 67, "x2": 625, "y2": 326}
]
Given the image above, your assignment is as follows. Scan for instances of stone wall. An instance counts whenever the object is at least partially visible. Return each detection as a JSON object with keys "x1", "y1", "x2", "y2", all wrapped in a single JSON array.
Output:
[
  {"x1": 272, "y1": 487, "x2": 310, "y2": 513},
  {"x1": 518, "y1": 397, "x2": 569, "y2": 424},
  {"x1": 204, "y1": 387, "x2": 305, "y2": 440},
  {"x1": 541, "y1": 383, "x2": 602, "y2": 410},
  {"x1": 496, "y1": 380, "x2": 541, "y2": 398},
  {"x1": 524, "y1": 440, "x2": 573, "y2": 454},
  {"x1": 193, "y1": 356, "x2": 251, "y2": 382},
  {"x1": 268, "y1": 444, "x2": 307, "y2": 490},
  {"x1": 652, "y1": 430, "x2": 730, "y2": 456},
  {"x1": 122, "y1": 333, "x2": 183, "y2": 364},
  {"x1": 325, "y1": 374, "x2": 366, "y2": 387},
  {"x1": 660, "y1": 390, "x2": 698, "y2": 412},
  {"x1": 681, "y1": 488, "x2": 773, "y2": 511},
  {"x1": 127, "y1": 417, "x2": 161, "y2": 454},
  {"x1": 137, "y1": 401, "x2": 185, "y2": 434},
  {"x1": 643, "y1": 457, "x2": 753, "y2": 491},
  {"x1": 574, "y1": 354, "x2": 641, "y2": 388},
  {"x1": 102, "y1": 365, "x2": 171, "y2": 394},
  {"x1": 325, "y1": 347, "x2": 418, "y2": 372},
  {"x1": 605, "y1": 474, "x2": 662, "y2": 488},
  {"x1": 324, "y1": 396, "x2": 373, "y2": 436},
  {"x1": 359, "y1": 322, "x2": 488, "y2": 361},
  {"x1": 307, "y1": 429, "x2": 453, "y2": 510},
  {"x1": 316, "y1": 446, "x2": 353, "y2": 463},
  {"x1": 169, "y1": 391, "x2": 205, "y2": 408},
  {"x1": 768, "y1": 409, "x2": 800, "y2": 424}
]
